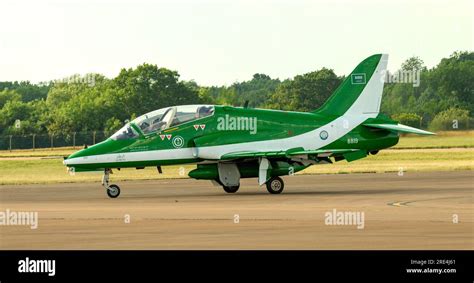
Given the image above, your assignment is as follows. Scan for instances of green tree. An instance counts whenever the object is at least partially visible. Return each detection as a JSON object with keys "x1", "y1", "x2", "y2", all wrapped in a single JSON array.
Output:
[
  {"x1": 104, "y1": 117, "x2": 123, "y2": 136},
  {"x1": 429, "y1": 51, "x2": 474, "y2": 114},
  {"x1": 229, "y1": 74, "x2": 280, "y2": 107},
  {"x1": 113, "y1": 64, "x2": 200, "y2": 117},
  {"x1": 0, "y1": 81, "x2": 49, "y2": 102},
  {"x1": 0, "y1": 100, "x2": 42, "y2": 134},
  {"x1": 401, "y1": 56, "x2": 426, "y2": 71},
  {"x1": 1, "y1": 51, "x2": 473, "y2": 138},
  {"x1": 381, "y1": 51, "x2": 474, "y2": 128},
  {"x1": 391, "y1": 113, "x2": 422, "y2": 128},
  {"x1": 267, "y1": 68, "x2": 341, "y2": 111},
  {"x1": 429, "y1": 108, "x2": 471, "y2": 131},
  {"x1": 0, "y1": 89, "x2": 22, "y2": 108}
]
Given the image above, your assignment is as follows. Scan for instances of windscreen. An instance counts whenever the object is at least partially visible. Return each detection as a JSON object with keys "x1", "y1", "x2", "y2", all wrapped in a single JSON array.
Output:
[{"x1": 110, "y1": 124, "x2": 139, "y2": 140}]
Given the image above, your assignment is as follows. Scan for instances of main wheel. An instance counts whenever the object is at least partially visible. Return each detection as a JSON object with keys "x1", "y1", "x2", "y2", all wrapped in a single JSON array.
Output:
[
  {"x1": 222, "y1": 185, "x2": 240, "y2": 193},
  {"x1": 107, "y1": 184, "x2": 121, "y2": 198},
  {"x1": 266, "y1": 177, "x2": 284, "y2": 194}
]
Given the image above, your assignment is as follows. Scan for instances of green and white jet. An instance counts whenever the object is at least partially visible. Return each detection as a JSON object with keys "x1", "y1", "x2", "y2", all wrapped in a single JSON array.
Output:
[{"x1": 64, "y1": 54, "x2": 434, "y2": 198}]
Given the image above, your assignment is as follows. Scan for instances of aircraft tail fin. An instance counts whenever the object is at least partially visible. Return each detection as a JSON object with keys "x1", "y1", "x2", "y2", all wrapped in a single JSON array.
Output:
[{"x1": 313, "y1": 54, "x2": 388, "y2": 117}]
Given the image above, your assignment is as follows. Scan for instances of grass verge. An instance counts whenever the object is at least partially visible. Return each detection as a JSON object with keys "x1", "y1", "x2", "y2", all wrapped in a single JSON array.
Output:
[{"x1": 0, "y1": 148, "x2": 472, "y2": 185}]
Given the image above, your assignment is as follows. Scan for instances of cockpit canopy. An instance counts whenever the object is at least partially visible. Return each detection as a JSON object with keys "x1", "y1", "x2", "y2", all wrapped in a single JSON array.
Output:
[{"x1": 110, "y1": 105, "x2": 215, "y2": 140}]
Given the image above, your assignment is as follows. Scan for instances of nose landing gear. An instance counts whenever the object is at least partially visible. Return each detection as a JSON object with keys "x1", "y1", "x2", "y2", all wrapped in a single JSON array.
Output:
[{"x1": 102, "y1": 169, "x2": 121, "y2": 198}]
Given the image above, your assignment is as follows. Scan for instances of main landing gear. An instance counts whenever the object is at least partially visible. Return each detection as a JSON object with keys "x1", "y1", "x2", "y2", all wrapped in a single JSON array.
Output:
[
  {"x1": 102, "y1": 169, "x2": 120, "y2": 198},
  {"x1": 219, "y1": 176, "x2": 285, "y2": 194},
  {"x1": 266, "y1": 176, "x2": 284, "y2": 194}
]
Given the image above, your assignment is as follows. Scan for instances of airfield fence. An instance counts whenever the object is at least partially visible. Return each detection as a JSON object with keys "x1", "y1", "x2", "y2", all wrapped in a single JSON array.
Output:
[{"x1": 0, "y1": 131, "x2": 110, "y2": 150}]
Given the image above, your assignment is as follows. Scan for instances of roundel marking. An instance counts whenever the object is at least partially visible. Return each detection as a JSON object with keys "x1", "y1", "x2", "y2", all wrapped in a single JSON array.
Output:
[
  {"x1": 320, "y1": 130, "x2": 329, "y2": 140},
  {"x1": 172, "y1": 135, "x2": 185, "y2": 148}
]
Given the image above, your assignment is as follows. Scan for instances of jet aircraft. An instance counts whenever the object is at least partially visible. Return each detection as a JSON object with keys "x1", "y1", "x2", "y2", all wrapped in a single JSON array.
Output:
[{"x1": 64, "y1": 54, "x2": 434, "y2": 198}]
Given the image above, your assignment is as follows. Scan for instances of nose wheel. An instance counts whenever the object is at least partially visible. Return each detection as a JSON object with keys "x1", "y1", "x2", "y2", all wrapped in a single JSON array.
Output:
[
  {"x1": 102, "y1": 169, "x2": 121, "y2": 198},
  {"x1": 106, "y1": 184, "x2": 121, "y2": 198}
]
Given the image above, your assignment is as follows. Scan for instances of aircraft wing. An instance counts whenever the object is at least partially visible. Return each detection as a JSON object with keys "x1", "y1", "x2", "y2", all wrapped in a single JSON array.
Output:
[
  {"x1": 363, "y1": 123, "x2": 435, "y2": 135},
  {"x1": 220, "y1": 148, "x2": 357, "y2": 160}
]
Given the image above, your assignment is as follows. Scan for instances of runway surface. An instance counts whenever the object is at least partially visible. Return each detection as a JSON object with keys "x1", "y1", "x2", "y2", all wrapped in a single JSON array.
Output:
[{"x1": 0, "y1": 171, "x2": 472, "y2": 249}]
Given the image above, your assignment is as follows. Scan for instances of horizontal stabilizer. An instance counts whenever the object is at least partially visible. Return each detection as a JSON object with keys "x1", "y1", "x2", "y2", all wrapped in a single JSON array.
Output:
[{"x1": 364, "y1": 123, "x2": 435, "y2": 135}]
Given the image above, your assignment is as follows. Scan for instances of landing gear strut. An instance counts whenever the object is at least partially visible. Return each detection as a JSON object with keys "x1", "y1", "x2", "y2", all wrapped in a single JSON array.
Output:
[
  {"x1": 266, "y1": 176, "x2": 284, "y2": 194},
  {"x1": 102, "y1": 169, "x2": 120, "y2": 198}
]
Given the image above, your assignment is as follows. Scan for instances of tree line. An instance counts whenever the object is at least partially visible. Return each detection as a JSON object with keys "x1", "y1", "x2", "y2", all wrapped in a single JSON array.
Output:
[{"x1": 0, "y1": 51, "x2": 472, "y2": 137}]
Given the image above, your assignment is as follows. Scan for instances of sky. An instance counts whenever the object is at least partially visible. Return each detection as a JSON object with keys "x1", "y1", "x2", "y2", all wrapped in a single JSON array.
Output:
[{"x1": 0, "y1": 0, "x2": 472, "y2": 86}]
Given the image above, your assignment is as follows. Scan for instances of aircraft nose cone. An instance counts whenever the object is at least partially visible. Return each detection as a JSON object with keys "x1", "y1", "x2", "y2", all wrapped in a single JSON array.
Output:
[
  {"x1": 63, "y1": 138, "x2": 117, "y2": 167},
  {"x1": 63, "y1": 152, "x2": 79, "y2": 166},
  {"x1": 63, "y1": 155, "x2": 74, "y2": 165},
  {"x1": 63, "y1": 146, "x2": 93, "y2": 166}
]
